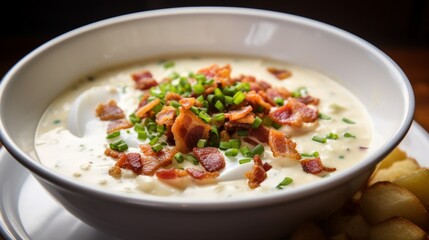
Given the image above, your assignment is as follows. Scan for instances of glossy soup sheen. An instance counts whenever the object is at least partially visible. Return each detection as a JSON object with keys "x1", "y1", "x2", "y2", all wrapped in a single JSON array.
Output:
[{"x1": 34, "y1": 56, "x2": 373, "y2": 200}]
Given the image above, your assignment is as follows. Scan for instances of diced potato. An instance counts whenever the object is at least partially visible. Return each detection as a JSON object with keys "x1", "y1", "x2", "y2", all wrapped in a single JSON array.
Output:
[
  {"x1": 359, "y1": 181, "x2": 429, "y2": 230},
  {"x1": 323, "y1": 207, "x2": 370, "y2": 240},
  {"x1": 376, "y1": 147, "x2": 408, "y2": 170},
  {"x1": 368, "y1": 158, "x2": 420, "y2": 185},
  {"x1": 393, "y1": 168, "x2": 429, "y2": 211},
  {"x1": 370, "y1": 217, "x2": 428, "y2": 240},
  {"x1": 291, "y1": 222, "x2": 326, "y2": 240}
]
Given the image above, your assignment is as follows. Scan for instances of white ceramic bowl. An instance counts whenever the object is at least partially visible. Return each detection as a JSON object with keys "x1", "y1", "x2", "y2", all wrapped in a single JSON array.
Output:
[{"x1": 0, "y1": 7, "x2": 414, "y2": 239}]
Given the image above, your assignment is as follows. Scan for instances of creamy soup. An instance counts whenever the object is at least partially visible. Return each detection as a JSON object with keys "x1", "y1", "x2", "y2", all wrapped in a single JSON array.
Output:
[{"x1": 35, "y1": 56, "x2": 373, "y2": 200}]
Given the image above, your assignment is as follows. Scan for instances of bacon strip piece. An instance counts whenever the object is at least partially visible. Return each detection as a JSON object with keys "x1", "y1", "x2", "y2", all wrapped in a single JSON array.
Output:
[
  {"x1": 135, "y1": 98, "x2": 161, "y2": 118},
  {"x1": 156, "y1": 169, "x2": 188, "y2": 179},
  {"x1": 246, "y1": 91, "x2": 272, "y2": 112},
  {"x1": 268, "y1": 129, "x2": 301, "y2": 160},
  {"x1": 225, "y1": 106, "x2": 253, "y2": 121},
  {"x1": 301, "y1": 157, "x2": 336, "y2": 174},
  {"x1": 264, "y1": 88, "x2": 291, "y2": 106},
  {"x1": 245, "y1": 155, "x2": 268, "y2": 189},
  {"x1": 267, "y1": 67, "x2": 292, "y2": 80},
  {"x1": 192, "y1": 147, "x2": 226, "y2": 172},
  {"x1": 269, "y1": 98, "x2": 318, "y2": 127},
  {"x1": 171, "y1": 107, "x2": 211, "y2": 153},
  {"x1": 186, "y1": 168, "x2": 219, "y2": 180},
  {"x1": 131, "y1": 71, "x2": 158, "y2": 90},
  {"x1": 110, "y1": 152, "x2": 143, "y2": 175},
  {"x1": 249, "y1": 125, "x2": 270, "y2": 143},
  {"x1": 104, "y1": 148, "x2": 122, "y2": 159},
  {"x1": 295, "y1": 95, "x2": 320, "y2": 105},
  {"x1": 179, "y1": 98, "x2": 196, "y2": 110},
  {"x1": 197, "y1": 64, "x2": 232, "y2": 87},
  {"x1": 107, "y1": 119, "x2": 133, "y2": 134},
  {"x1": 139, "y1": 144, "x2": 176, "y2": 175},
  {"x1": 96, "y1": 100, "x2": 125, "y2": 121},
  {"x1": 155, "y1": 106, "x2": 176, "y2": 127}
]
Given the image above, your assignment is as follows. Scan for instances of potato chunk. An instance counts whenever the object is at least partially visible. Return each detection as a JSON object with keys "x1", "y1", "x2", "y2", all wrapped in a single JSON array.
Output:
[
  {"x1": 393, "y1": 168, "x2": 429, "y2": 211},
  {"x1": 368, "y1": 158, "x2": 420, "y2": 185},
  {"x1": 370, "y1": 217, "x2": 428, "y2": 240}
]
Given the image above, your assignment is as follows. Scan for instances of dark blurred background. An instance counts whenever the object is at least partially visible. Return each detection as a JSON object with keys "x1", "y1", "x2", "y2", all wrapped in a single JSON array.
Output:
[{"x1": 0, "y1": 0, "x2": 428, "y2": 130}]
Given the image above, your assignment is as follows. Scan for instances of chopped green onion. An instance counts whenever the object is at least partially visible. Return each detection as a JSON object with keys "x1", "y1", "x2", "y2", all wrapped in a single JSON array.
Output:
[
  {"x1": 233, "y1": 91, "x2": 246, "y2": 105},
  {"x1": 262, "y1": 116, "x2": 273, "y2": 127},
  {"x1": 239, "y1": 158, "x2": 252, "y2": 164},
  {"x1": 214, "y1": 100, "x2": 225, "y2": 112},
  {"x1": 211, "y1": 125, "x2": 219, "y2": 137},
  {"x1": 207, "y1": 94, "x2": 215, "y2": 104},
  {"x1": 301, "y1": 151, "x2": 319, "y2": 158},
  {"x1": 129, "y1": 113, "x2": 141, "y2": 124},
  {"x1": 197, "y1": 139, "x2": 207, "y2": 148},
  {"x1": 251, "y1": 144, "x2": 264, "y2": 156},
  {"x1": 106, "y1": 131, "x2": 120, "y2": 139},
  {"x1": 194, "y1": 74, "x2": 206, "y2": 83},
  {"x1": 339, "y1": 155, "x2": 345, "y2": 159},
  {"x1": 157, "y1": 125, "x2": 165, "y2": 134},
  {"x1": 134, "y1": 123, "x2": 145, "y2": 132},
  {"x1": 272, "y1": 122, "x2": 282, "y2": 129},
  {"x1": 240, "y1": 146, "x2": 251, "y2": 156},
  {"x1": 192, "y1": 83, "x2": 205, "y2": 95},
  {"x1": 222, "y1": 86, "x2": 236, "y2": 96},
  {"x1": 185, "y1": 154, "x2": 199, "y2": 165},
  {"x1": 229, "y1": 139, "x2": 241, "y2": 149},
  {"x1": 168, "y1": 72, "x2": 180, "y2": 80},
  {"x1": 117, "y1": 142, "x2": 128, "y2": 152},
  {"x1": 169, "y1": 100, "x2": 181, "y2": 108},
  {"x1": 274, "y1": 97, "x2": 284, "y2": 106},
  {"x1": 196, "y1": 95, "x2": 205, "y2": 103},
  {"x1": 344, "y1": 132, "x2": 356, "y2": 138},
  {"x1": 326, "y1": 132, "x2": 339, "y2": 140},
  {"x1": 163, "y1": 60, "x2": 175, "y2": 69},
  {"x1": 312, "y1": 136, "x2": 327, "y2": 143},
  {"x1": 224, "y1": 96, "x2": 234, "y2": 105},
  {"x1": 225, "y1": 148, "x2": 239, "y2": 157},
  {"x1": 152, "y1": 103, "x2": 163, "y2": 114},
  {"x1": 151, "y1": 143, "x2": 163, "y2": 153},
  {"x1": 214, "y1": 88, "x2": 223, "y2": 99},
  {"x1": 198, "y1": 111, "x2": 212, "y2": 123},
  {"x1": 137, "y1": 131, "x2": 147, "y2": 140},
  {"x1": 342, "y1": 117, "x2": 356, "y2": 124},
  {"x1": 213, "y1": 113, "x2": 225, "y2": 122},
  {"x1": 276, "y1": 177, "x2": 293, "y2": 189},
  {"x1": 149, "y1": 137, "x2": 159, "y2": 146},
  {"x1": 174, "y1": 152, "x2": 184, "y2": 163},
  {"x1": 251, "y1": 116, "x2": 263, "y2": 128},
  {"x1": 318, "y1": 112, "x2": 332, "y2": 120},
  {"x1": 219, "y1": 141, "x2": 230, "y2": 150}
]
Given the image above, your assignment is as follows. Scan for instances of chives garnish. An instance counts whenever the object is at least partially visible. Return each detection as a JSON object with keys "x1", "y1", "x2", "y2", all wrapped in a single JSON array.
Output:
[
  {"x1": 196, "y1": 95, "x2": 205, "y2": 103},
  {"x1": 239, "y1": 158, "x2": 252, "y2": 164},
  {"x1": 117, "y1": 142, "x2": 128, "y2": 152},
  {"x1": 225, "y1": 148, "x2": 239, "y2": 157},
  {"x1": 251, "y1": 116, "x2": 263, "y2": 128},
  {"x1": 149, "y1": 137, "x2": 159, "y2": 146},
  {"x1": 163, "y1": 60, "x2": 175, "y2": 69},
  {"x1": 169, "y1": 100, "x2": 181, "y2": 108},
  {"x1": 301, "y1": 151, "x2": 319, "y2": 158},
  {"x1": 213, "y1": 113, "x2": 225, "y2": 122},
  {"x1": 151, "y1": 143, "x2": 163, "y2": 153},
  {"x1": 194, "y1": 74, "x2": 206, "y2": 83},
  {"x1": 237, "y1": 129, "x2": 249, "y2": 136},
  {"x1": 219, "y1": 141, "x2": 230, "y2": 150},
  {"x1": 134, "y1": 123, "x2": 145, "y2": 132},
  {"x1": 197, "y1": 139, "x2": 207, "y2": 148},
  {"x1": 168, "y1": 72, "x2": 180, "y2": 80},
  {"x1": 326, "y1": 132, "x2": 339, "y2": 140},
  {"x1": 185, "y1": 154, "x2": 199, "y2": 165},
  {"x1": 276, "y1": 177, "x2": 293, "y2": 189},
  {"x1": 190, "y1": 106, "x2": 200, "y2": 115},
  {"x1": 214, "y1": 88, "x2": 223, "y2": 99},
  {"x1": 251, "y1": 144, "x2": 264, "y2": 155},
  {"x1": 342, "y1": 117, "x2": 356, "y2": 124},
  {"x1": 224, "y1": 96, "x2": 234, "y2": 105},
  {"x1": 198, "y1": 111, "x2": 212, "y2": 123},
  {"x1": 214, "y1": 100, "x2": 225, "y2": 111},
  {"x1": 174, "y1": 152, "x2": 184, "y2": 163},
  {"x1": 106, "y1": 131, "x2": 120, "y2": 139},
  {"x1": 192, "y1": 83, "x2": 205, "y2": 95},
  {"x1": 223, "y1": 86, "x2": 236, "y2": 96},
  {"x1": 339, "y1": 155, "x2": 345, "y2": 159},
  {"x1": 312, "y1": 136, "x2": 327, "y2": 143},
  {"x1": 240, "y1": 146, "x2": 250, "y2": 155},
  {"x1": 211, "y1": 125, "x2": 219, "y2": 137},
  {"x1": 274, "y1": 97, "x2": 284, "y2": 106},
  {"x1": 228, "y1": 139, "x2": 241, "y2": 149},
  {"x1": 344, "y1": 132, "x2": 356, "y2": 138},
  {"x1": 53, "y1": 119, "x2": 61, "y2": 124},
  {"x1": 207, "y1": 94, "x2": 215, "y2": 104},
  {"x1": 318, "y1": 112, "x2": 332, "y2": 120},
  {"x1": 137, "y1": 131, "x2": 147, "y2": 140},
  {"x1": 233, "y1": 91, "x2": 246, "y2": 105}
]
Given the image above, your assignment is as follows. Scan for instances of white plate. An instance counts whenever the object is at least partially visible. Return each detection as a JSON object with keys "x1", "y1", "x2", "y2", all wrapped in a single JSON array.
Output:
[{"x1": 1, "y1": 121, "x2": 428, "y2": 240}]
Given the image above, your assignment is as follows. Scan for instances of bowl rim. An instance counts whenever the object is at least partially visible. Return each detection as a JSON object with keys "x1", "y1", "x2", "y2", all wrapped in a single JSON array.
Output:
[{"x1": 0, "y1": 6, "x2": 415, "y2": 210}]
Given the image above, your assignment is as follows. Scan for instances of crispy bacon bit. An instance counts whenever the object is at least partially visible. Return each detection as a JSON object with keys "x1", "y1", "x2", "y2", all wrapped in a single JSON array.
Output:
[
  {"x1": 220, "y1": 130, "x2": 231, "y2": 141},
  {"x1": 263, "y1": 162, "x2": 272, "y2": 171},
  {"x1": 192, "y1": 147, "x2": 225, "y2": 172},
  {"x1": 267, "y1": 67, "x2": 292, "y2": 80},
  {"x1": 246, "y1": 91, "x2": 272, "y2": 111},
  {"x1": 233, "y1": 75, "x2": 271, "y2": 91},
  {"x1": 179, "y1": 97, "x2": 196, "y2": 109},
  {"x1": 268, "y1": 129, "x2": 301, "y2": 160},
  {"x1": 245, "y1": 155, "x2": 268, "y2": 189},
  {"x1": 106, "y1": 119, "x2": 133, "y2": 134},
  {"x1": 269, "y1": 98, "x2": 318, "y2": 127},
  {"x1": 165, "y1": 92, "x2": 182, "y2": 102},
  {"x1": 156, "y1": 169, "x2": 188, "y2": 179},
  {"x1": 249, "y1": 125, "x2": 270, "y2": 143},
  {"x1": 155, "y1": 106, "x2": 176, "y2": 127},
  {"x1": 231, "y1": 114, "x2": 255, "y2": 124},
  {"x1": 295, "y1": 95, "x2": 320, "y2": 105},
  {"x1": 104, "y1": 148, "x2": 122, "y2": 158},
  {"x1": 243, "y1": 137, "x2": 258, "y2": 146},
  {"x1": 96, "y1": 100, "x2": 125, "y2": 121},
  {"x1": 125, "y1": 152, "x2": 143, "y2": 174},
  {"x1": 301, "y1": 157, "x2": 336, "y2": 174},
  {"x1": 225, "y1": 105, "x2": 253, "y2": 121},
  {"x1": 108, "y1": 165, "x2": 121, "y2": 177},
  {"x1": 139, "y1": 144, "x2": 176, "y2": 175},
  {"x1": 131, "y1": 71, "x2": 158, "y2": 90},
  {"x1": 171, "y1": 107, "x2": 211, "y2": 153},
  {"x1": 197, "y1": 64, "x2": 232, "y2": 87},
  {"x1": 186, "y1": 168, "x2": 219, "y2": 180},
  {"x1": 265, "y1": 88, "x2": 291, "y2": 106},
  {"x1": 135, "y1": 98, "x2": 161, "y2": 118}
]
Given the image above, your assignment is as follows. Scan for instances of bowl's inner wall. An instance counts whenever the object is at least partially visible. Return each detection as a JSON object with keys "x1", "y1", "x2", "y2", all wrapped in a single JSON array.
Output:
[{"x1": 1, "y1": 10, "x2": 410, "y2": 164}]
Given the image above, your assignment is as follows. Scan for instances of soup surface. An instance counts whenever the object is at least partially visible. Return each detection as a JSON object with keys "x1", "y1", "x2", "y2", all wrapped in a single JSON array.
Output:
[{"x1": 35, "y1": 56, "x2": 373, "y2": 200}]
